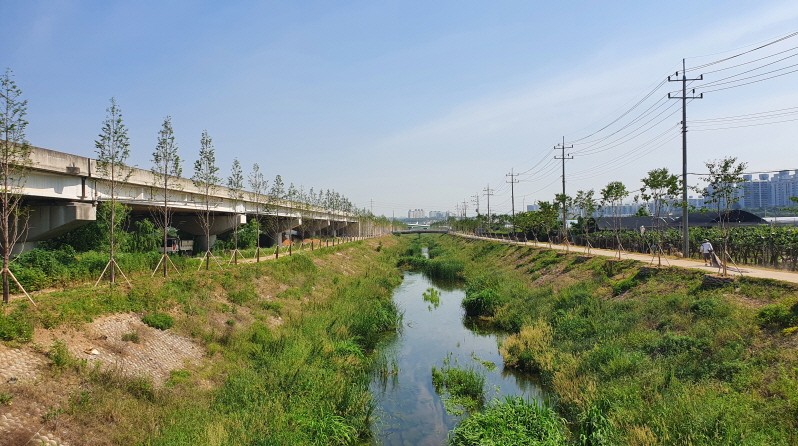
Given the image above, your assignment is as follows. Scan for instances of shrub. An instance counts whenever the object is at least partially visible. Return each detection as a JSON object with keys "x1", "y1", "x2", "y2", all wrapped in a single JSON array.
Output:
[
  {"x1": 757, "y1": 303, "x2": 798, "y2": 328},
  {"x1": 0, "y1": 392, "x2": 13, "y2": 405},
  {"x1": 500, "y1": 321, "x2": 555, "y2": 374},
  {"x1": 227, "y1": 287, "x2": 257, "y2": 305},
  {"x1": 49, "y1": 340, "x2": 76, "y2": 370},
  {"x1": 0, "y1": 311, "x2": 33, "y2": 342},
  {"x1": 690, "y1": 297, "x2": 727, "y2": 318},
  {"x1": 647, "y1": 332, "x2": 708, "y2": 357},
  {"x1": 449, "y1": 396, "x2": 567, "y2": 446},
  {"x1": 142, "y1": 313, "x2": 174, "y2": 330},
  {"x1": 431, "y1": 355, "x2": 486, "y2": 414},
  {"x1": 422, "y1": 258, "x2": 464, "y2": 281},
  {"x1": 462, "y1": 288, "x2": 504, "y2": 317},
  {"x1": 258, "y1": 300, "x2": 283, "y2": 312},
  {"x1": 397, "y1": 256, "x2": 427, "y2": 269},
  {"x1": 121, "y1": 332, "x2": 140, "y2": 343},
  {"x1": 611, "y1": 277, "x2": 638, "y2": 296}
]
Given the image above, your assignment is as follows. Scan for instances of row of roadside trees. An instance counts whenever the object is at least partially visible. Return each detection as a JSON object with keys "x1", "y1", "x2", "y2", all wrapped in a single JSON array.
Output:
[
  {"x1": 441, "y1": 158, "x2": 798, "y2": 275},
  {"x1": 1, "y1": 69, "x2": 389, "y2": 303}
]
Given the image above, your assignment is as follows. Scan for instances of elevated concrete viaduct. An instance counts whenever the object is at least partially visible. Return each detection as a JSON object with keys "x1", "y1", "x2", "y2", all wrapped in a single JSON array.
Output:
[{"x1": 15, "y1": 146, "x2": 357, "y2": 253}]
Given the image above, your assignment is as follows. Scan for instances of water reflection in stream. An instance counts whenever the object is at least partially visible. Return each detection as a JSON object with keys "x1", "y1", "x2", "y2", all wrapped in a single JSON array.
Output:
[{"x1": 370, "y1": 270, "x2": 546, "y2": 445}]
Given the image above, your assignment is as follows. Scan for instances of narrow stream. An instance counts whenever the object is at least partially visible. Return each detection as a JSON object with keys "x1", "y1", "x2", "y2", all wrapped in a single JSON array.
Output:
[{"x1": 370, "y1": 265, "x2": 546, "y2": 445}]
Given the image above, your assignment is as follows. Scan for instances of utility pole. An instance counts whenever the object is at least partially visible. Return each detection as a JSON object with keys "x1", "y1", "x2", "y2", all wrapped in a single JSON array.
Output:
[
  {"x1": 483, "y1": 184, "x2": 494, "y2": 231},
  {"x1": 506, "y1": 169, "x2": 519, "y2": 233},
  {"x1": 554, "y1": 137, "x2": 573, "y2": 240},
  {"x1": 668, "y1": 59, "x2": 703, "y2": 258},
  {"x1": 471, "y1": 194, "x2": 480, "y2": 215},
  {"x1": 461, "y1": 199, "x2": 469, "y2": 219}
]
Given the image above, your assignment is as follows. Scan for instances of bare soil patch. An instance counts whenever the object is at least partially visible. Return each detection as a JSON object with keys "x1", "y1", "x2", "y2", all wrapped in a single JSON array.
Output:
[{"x1": 1, "y1": 313, "x2": 204, "y2": 446}]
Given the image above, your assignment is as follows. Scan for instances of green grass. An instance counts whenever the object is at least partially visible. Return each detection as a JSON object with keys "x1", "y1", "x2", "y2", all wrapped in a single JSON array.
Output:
[
  {"x1": 422, "y1": 287, "x2": 441, "y2": 309},
  {"x1": 431, "y1": 354, "x2": 486, "y2": 415},
  {"x1": 424, "y1": 234, "x2": 798, "y2": 445},
  {"x1": 142, "y1": 313, "x2": 175, "y2": 330},
  {"x1": 448, "y1": 397, "x2": 568, "y2": 446},
  {"x1": 0, "y1": 238, "x2": 405, "y2": 445}
]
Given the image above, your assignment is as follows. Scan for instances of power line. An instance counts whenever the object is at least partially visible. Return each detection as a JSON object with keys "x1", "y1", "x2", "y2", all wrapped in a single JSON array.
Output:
[
  {"x1": 701, "y1": 45, "x2": 798, "y2": 75},
  {"x1": 691, "y1": 117, "x2": 798, "y2": 131},
  {"x1": 685, "y1": 30, "x2": 798, "y2": 72}
]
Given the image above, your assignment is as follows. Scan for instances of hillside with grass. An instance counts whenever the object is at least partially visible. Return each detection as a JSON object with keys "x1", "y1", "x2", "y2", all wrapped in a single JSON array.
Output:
[
  {"x1": 0, "y1": 238, "x2": 402, "y2": 445},
  {"x1": 420, "y1": 234, "x2": 798, "y2": 445}
]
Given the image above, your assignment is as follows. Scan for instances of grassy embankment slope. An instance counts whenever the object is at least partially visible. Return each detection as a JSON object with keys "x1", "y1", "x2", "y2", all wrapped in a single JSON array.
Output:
[
  {"x1": 428, "y1": 234, "x2": 798, "y2": 445},
  {"x1": 0, "y1": 237, "x2": 402, "y2": 445}
]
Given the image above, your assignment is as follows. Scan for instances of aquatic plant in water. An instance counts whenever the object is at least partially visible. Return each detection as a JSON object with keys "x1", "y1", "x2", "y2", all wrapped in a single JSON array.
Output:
[{"x1": 422, "y1": 287, "x2": 441, "y2": 310}]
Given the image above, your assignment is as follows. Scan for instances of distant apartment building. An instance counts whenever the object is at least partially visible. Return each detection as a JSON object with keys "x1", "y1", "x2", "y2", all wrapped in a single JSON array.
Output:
[
  {"x1": 739, "y1": 171, "x2": 798, "y2": 208},
  {"x1": 688, "y1": 196, "x2": 706, "y2": 209},
  {"x1": 407, "y1": 209, "x2": 426, "y2": 219},
  {"x1": 428, "y1": 210, "x2": 450, "y2": 219},
  {"x1": 596, "y1": 203, "x2": 647, "y2": 217},
  {"x1": 526, "y1": 204, "x2": 540, "y2": 212}
]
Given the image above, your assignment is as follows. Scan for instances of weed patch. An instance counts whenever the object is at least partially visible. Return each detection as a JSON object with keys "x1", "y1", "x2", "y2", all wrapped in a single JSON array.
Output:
[{"x1": 142, "y1": 313, "x2": 174, "y2": 330}]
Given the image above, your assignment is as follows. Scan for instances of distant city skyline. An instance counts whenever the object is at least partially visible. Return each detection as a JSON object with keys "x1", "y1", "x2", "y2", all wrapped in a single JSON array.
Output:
[{"x1": 3, "y1": 1, "x2": 798, "y2": 218}]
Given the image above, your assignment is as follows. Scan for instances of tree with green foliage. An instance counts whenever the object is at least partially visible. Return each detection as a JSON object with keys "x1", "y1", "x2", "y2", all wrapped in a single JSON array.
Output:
[
  {"x1": 699, "y1": 157, "x2": 747, "y2": 276},
  {"x1": 227, "y1": 158, "x2": 245, "y2": 265},
  {"x1": 640, "y1": 167, "x2": 680, "y2": 266},
  {"x1": 0, "y1": 69, "x2": 33, "y2": 304},
  {"x1": 193, "y1": 130, "x2": 221, "y2": 270},
  {"x1": 269, "y1": 175, "x2": 285, "y2": 257},
  {"x1": 94, "y1": 98, "x2": 133, "y2": 285},
  {"x1": 555, "y1": 193, "x2": 573, "y2": 249},
  {"x1": 783, "y1": 196, "x2": 798, "y2": 215},
  {"x1": 151, "y1": 116, "x2": 182, "y2": 277},
  {"x1": 537, "y1": 201, "x2": 560, "y2": 248},
  {"x1": 247, "y1": 163, "x2": 268, "y2": 262},
  {"x1": 573, "y1": 189, "x2": 598, "y2": 253},
  {"x1": 601, "y1": 181, "x2": 629, "y2": 259},
  {"x1": 286, "y1": 183, "x2": 298, "y2": 255}
]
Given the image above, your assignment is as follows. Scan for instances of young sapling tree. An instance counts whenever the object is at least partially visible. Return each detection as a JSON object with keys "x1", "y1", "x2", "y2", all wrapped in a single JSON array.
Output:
[
  {"x1": 94, "y1": 98, "x2": 133, "y2": 286},
  {"x1": 193, "y1": 130, "x2": 222, "y2": 270},
  {"x1": 269, "y1": 175, "x2": 284, "y2": 258},
  {"x1": 247, "y1": 163, "x2": 268, "y2": 262},
  {"x1": 699, "y1": 157, "x2": 747, "y2": 276},
  {"x1": 227, "y1": 158, "x2": 245, "y2": 265},
  {"x1": 600, "y1": 181, "x2": 629, "y2": 259},
  {"x1": 573, "y1": 189, "x2": 598, "y2": 254},
  {"x1": 0, "y1": 69, "x2": 34, "y2": 304},
  {"x1": 151, "y1": 117, "x2": 182, "y2": 277},
  {"x1": 639, "y1": 167, "x2": 680, "y2": 266}
]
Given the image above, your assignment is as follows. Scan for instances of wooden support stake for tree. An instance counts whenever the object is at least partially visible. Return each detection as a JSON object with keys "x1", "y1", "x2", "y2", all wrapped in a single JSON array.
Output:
[
  {"x1": 198, "y1": 251, "x2": 224, "y2": 271},
  {"x1": 151, "y1": 253, "x2": 181, "y2": 277},
  {"x1": 4, "y1": 268, "x2": 36, "y2": 306},
  {"x1": 227, "y1": 249, "x2": 245, "y2": 266}
]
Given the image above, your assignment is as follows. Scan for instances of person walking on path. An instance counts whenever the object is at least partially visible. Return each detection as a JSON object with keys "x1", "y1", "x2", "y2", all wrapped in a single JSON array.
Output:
[{"x1": 699, "y1": 239, "x2": 714, "y2": 266}]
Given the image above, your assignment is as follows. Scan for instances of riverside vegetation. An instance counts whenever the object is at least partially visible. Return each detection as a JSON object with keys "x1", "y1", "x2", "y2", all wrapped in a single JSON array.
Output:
[
  {"x1": 0, "y1": 237, "x2": 403, "y2": 445},
  {"x1": 402, "y1": 233, "x2": 798, "y2": 445}
]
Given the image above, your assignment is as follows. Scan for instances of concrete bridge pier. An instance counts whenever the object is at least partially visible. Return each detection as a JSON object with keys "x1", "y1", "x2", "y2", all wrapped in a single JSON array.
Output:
[
  {"x1": 174, "y1": 214, "x2": 246, "y2": 252},
  {"x1": 15, "y1": 202, "x2": 96, "y2": 254},
  {"x1": 321, "y1": 221, "x2": 348, "y2": 238},
  {"x1": 272, "y1": 217, "x2": 302, "y2": 246}
]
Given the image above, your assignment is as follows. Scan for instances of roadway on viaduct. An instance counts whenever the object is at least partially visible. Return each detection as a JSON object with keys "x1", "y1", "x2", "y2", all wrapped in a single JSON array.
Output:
[{"x1": 17, "y1": 146, "x2": 360, "y2": 252}]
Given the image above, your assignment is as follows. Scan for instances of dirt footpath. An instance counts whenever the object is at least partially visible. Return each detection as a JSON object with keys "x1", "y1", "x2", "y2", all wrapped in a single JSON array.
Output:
[{"x1": 456, "y1": 233, "x2": 798, "y2": 285}]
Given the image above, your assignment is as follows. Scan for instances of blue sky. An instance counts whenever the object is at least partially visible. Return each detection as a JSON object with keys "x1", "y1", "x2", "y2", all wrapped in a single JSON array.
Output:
[{"x1": 3, "y1": 1, "x2": 798, "y2": 217}]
